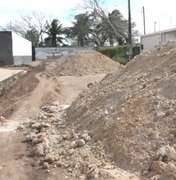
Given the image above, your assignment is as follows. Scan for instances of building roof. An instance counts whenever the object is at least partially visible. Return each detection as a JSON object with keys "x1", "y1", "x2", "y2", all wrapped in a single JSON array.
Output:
[{"x1": 141, "y1": 27, "x2": 176, "y2": 38}]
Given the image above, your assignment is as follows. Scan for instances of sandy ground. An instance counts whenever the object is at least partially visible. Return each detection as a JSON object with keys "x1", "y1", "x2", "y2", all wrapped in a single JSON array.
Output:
[
  {"x1": 0, "y1": 68, "x2": 24, "y2": 82},
  {"x1": 0, "y1": 69, "x2": 105, "y2": 180}
]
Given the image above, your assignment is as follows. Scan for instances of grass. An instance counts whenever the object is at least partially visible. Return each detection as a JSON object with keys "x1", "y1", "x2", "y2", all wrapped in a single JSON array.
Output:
[
  {"x1": 113, "y1": 55, "x2": 129, "y2": 65},
  {"x1": 11, "y1": 74, "x2": 22, "y2": 81}
]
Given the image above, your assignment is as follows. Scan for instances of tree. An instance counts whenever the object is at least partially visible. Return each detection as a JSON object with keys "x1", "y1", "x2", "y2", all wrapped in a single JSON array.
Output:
[
  {"x1": 25, "y1": 28, "x2": 39, "y2": 47},
  {"x1": 6, "y1": 12, "x2": 49, "y2": 47},
  {"x1": 82, "y1": 0, "x2": 138, "y2": 46},
  {"x1": 66, "y1": 13, "x2": 91, "y2": 47},
  {"x1": 44, "y1": 19, "x2": 64, "y2": 47},
  {"x1": 83, "y1": 0, "x2": 120, "y2": 38},
  {"x1": 106, "y1": 10, "x2": 129, "y2": 46},
  {"x1": 88, "y1": 12, "x2": 108, "y2": 47}
]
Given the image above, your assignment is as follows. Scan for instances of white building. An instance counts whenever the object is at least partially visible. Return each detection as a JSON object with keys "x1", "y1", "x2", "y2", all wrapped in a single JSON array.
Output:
[
  {"x1": 0, "y1": 31, "x2": 32, "y2": 65},
  {"x1": 140, "y1": 28, "x2": 176, "y2": 51}
]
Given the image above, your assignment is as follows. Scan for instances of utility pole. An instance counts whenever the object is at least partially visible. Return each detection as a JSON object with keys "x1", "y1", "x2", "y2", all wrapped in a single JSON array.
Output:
[
  {"x1": 143, "y1": 6, "x2": 146, "y2": 35},
  {"x1": 128, "y1": 0, "x2": 132, "y2": 60},
  {"x1": 154, "y1": 21, "x2": 156, "y2": 32}
]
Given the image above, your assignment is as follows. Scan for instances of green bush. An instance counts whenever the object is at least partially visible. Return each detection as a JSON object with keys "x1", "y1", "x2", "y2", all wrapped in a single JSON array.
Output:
[
  {"x1": 11, "y1": 74, "x2": 22, "y2": 81},
  {"x1": 112, "y1": 55, "x2": 128, "y2": 65},
  {"x1": 98, "y1": 45, "x2": 140, "y2": 65}
]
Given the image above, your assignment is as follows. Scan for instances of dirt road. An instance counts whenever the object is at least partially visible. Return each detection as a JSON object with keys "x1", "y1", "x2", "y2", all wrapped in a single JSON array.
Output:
[{"x1": 0, "y1": 69, "x2": 105, "y2": 180}]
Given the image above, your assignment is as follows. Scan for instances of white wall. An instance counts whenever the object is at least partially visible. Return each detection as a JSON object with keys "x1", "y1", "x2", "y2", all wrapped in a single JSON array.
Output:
[
  {"x1": 141, "y1": 30, "x2": 176, "y2": 52},
  {"x1": 162, "y1": 32, "x2": 176, "y2": 42},
  {"x1": 12, "y1": 32, "x2": 32, "y2": 56},
  {"x1": 35, "y1": 47, "x2": 93, "y2": 60},
  {"x1": 141, "y1": 33, "x2": 161, "y2": 51}
]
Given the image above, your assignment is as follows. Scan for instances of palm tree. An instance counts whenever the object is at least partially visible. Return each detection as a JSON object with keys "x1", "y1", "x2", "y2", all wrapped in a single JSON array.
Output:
[
  {"x1": 106, "y1": 10, "x2": 128, "y2": 46},
  {"x1": 66, "y1": 14, "x2": 91, "y2": 47},
  {"x1": 44, "y1": 19, "x2": 64, "y2": 47}
]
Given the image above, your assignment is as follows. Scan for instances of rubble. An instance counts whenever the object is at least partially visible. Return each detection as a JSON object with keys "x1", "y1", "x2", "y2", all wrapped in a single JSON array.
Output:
[
  {"x1": 14, "y1": 43, "x2": 176, "y2": 179},
  {"x1": 65, "y1": 42, "x2": 176, "y2": 178},
  {"x1": 54, "y1": 51, "x2": 121, "y2": 76},
  {"x1": 21, "y1": 101, "x2": 136, "y2": 179}
]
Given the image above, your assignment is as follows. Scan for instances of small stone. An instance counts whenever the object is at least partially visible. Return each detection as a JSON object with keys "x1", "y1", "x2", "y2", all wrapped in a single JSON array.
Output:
[
  {"x1": 57, "y1": 161, "x2": 64, "y2": 167},
  {"x1": 104, "y1": 109, "x2": 108, "y2": 116},
  {"x1": 46, "y1": 169, "x2": 50, "y2": 173},
  {"x1": 150, "y1": 175, "x2": 160, "y2": 180},
  {"x1": 166, "y1": 108, "x2": 174, "y2": 116},
  {"x1": 17, "y1": 125, "x2": 25, "y2": 131},
  {"x1": 87, "y1": 83, "x2": 94, "y2": 88},
  {"x1": 43, "y1": 162, "x2": 49, "y2": 169},
  {"x1": 67, "y1": 149, "x2": 75, "y2": 155},
  {"x1": 81, "y1": 133, "x2": 91, "y2": 142},
  {"x1": 32, "y1": 137, "x2": 39, "y2": 144},
  {"x1": 51, "y1": 101, "x2": 60, "y2": 106},
  {"x1": 86, "y1": 168, "x2": 99, "y2": 180},
  {"x1": 70, "y1": 141, "x2": 77, "y2": 148},
  {"x1": 35, "y1": 145, "x2": 44, "y2": 156},
  {"x1": 76, "y1": 139, "x2": 86, "y2": 147},
  {"x1": 31, "y1": 123, "x2": 41, "y2": 129},
  {"x1": 44, "y1": 154, "x2": 55, "y2": 163},
  {"x1": 25, "y1": 132, "x2": 36, "y2": 142},
  {"x1": 156, "y1": 111, "x2": 166, "y2": 119},
  {"x1": 53, "y1": 164, "x2": 57, "y2": 168}
]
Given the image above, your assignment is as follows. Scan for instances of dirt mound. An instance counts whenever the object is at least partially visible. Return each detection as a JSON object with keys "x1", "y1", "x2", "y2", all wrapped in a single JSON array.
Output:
[
  {"x1": 66, "y1": 42, "x2": 176, "y2": 178},
  {"x1": 20, "y1": 102, "x2": 138, "y2": 180},
  {"x1": 0, "y1": 63, "x2": 45, "y2": 118},
  {"x1": 54, "y1": 51, "x2": 120, "y2": 76}
]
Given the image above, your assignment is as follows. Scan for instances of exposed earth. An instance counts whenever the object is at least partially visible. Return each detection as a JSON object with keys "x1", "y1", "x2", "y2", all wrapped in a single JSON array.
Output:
[{"x1": 0, "y1": 46, "x2": 176, "y2": 180}]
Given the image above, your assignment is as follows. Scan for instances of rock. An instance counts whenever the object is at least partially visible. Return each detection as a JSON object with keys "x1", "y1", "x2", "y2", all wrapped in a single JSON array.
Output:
[
  {"x1": 35, "y1": 144, "x2": 44, "y2": 156},
  {"x1": 17, "y1": 125, "x2": 25, "y2": 131},
  {"x1": 157, "y1": 145, "x2": 176, "y2": 161},
  {"x1": 81, "y1": 133, "x2": 91, "y2": 142},
  {"x1": 87, "y1": 83, "x2": 94, "y2": 88},
  {"x1": 44, "y1": 154, "x2": 55, "y2": 163},
  {"x1": 32, "y1": 137, "x2": 40, "y2": 144},
  {"x1": 104, "y1": 109, "x2": 109, "y2": 116},
  {"x1": 25, "y1": 132, "x2": 36, "y2": 142},
  {"x1": 46, "y1": 169, "x2": 50, "y2": 173},
  {"x1": 156, "y1": 111, "x2": 166, "y2": 119},
  {"x1": 67, "y1": 149, "x2": 75, "y2": 155},
  {"x1": 150, "y1": 175, "x2": 160, "y2": 180},
  {"x1": 86, "y1": 168, "x2": 99, "y2": 180},
  {"x1": 43, "y1": 162, "x2": 49, "y2": 169},
  {"x1": 70, "y1": 141, "x2": 77, "y2": 148},
  {"x1": 163, "y1": 162, "x2": 176, "y2": 177},
  {"x1": 76, "y1": 139, "x2": 86, "y2": 147},
  {"x1": 37, "y1": 139, "x2": 50, "y2": 154},
  {"x1": 51, "y1": 101, "x2": 60, "y2": 106}
]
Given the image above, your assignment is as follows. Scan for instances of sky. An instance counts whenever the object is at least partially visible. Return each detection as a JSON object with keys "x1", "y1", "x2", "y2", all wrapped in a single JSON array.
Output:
[{"x1": 0, "y1": 0, "x2": 176, "y2": 36}]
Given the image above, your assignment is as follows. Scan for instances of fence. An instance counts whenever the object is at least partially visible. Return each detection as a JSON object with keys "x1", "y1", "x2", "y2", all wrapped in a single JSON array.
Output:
[{"x1": 35, "y1": 47, "x2": 93, "y2": 60}]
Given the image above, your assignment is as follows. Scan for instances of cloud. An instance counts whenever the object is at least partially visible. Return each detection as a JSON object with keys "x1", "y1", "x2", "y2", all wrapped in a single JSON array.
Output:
[
  {"x1": 1, "y1": 0, "x2": 176, "y2": 36},
  {"x1": 0, "y1": 0, "x2": 82, "y2": 26}
]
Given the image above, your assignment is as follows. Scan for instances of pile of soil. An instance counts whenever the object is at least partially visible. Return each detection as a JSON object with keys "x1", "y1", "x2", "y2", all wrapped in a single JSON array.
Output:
[
  {"x1": 54, "y1": 51, "x2": 120, "y2": 76},
  {"x1": 20, "y1": 101, "x2": 138, "y2": 180},
  {"x1": 0, "y1": 63, "x2": 45, "y2": 117},
  {"x1": 66, "y1": 42, "x2": 176, "y2": 179}
]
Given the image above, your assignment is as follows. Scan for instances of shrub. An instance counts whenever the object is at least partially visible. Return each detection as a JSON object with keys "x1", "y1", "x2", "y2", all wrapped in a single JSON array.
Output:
[{"x1": 98, "y1": 45, "x2": 140, "y2": 64}]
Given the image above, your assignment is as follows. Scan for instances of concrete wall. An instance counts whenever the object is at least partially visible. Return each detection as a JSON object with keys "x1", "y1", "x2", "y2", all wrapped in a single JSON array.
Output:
[
  {"x1": 12, "y1": 32, "x2": 32, "y2": 65},
  {"x1": 36, "y1": 47, "x2": 93, "y2": 60},
  {"x1": 162, "y1": 31, "x2": 176, "y2": 42},
  {"x1": 0, "y1": 31, "x2": 13, "y2": 65},
  {"x1": 141, "y1": 33, "x2": 161, "y2": 51},
  {"x1": 141, "y1": 30, "x2": 176, "y2": 52}
]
